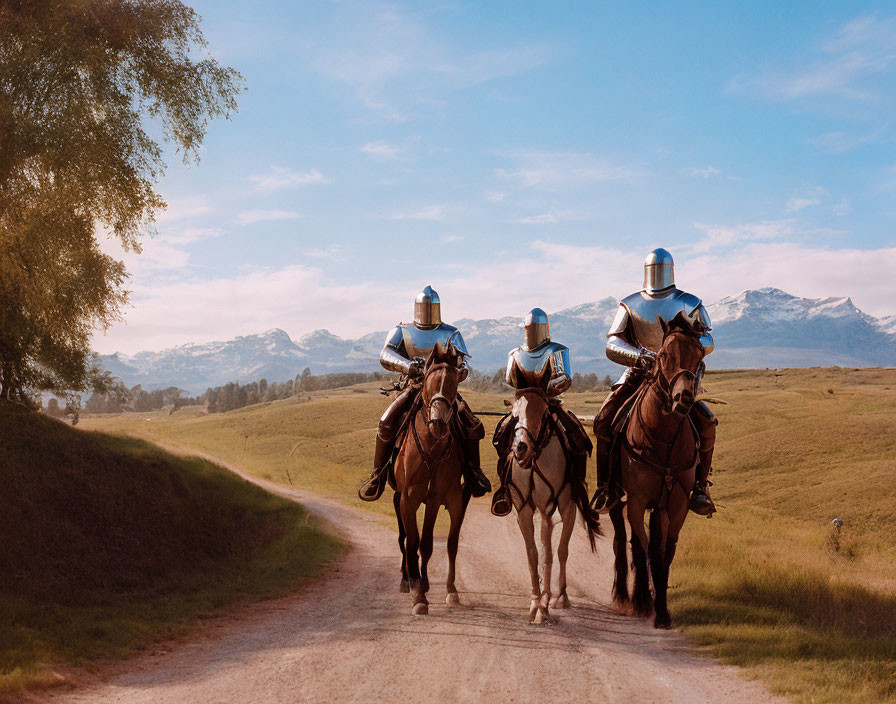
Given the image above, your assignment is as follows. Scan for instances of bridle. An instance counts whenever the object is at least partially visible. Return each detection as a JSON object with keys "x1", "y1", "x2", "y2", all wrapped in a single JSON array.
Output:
[
  {"x1": 512, "y1": 387, "x2": 553, "y2": 462},
  {"x1": 648, "y1": 332, "x2": 703, "y2": 411},
  {"x1": 410, "y1": 360, "x2": 460, "y2": 500}
]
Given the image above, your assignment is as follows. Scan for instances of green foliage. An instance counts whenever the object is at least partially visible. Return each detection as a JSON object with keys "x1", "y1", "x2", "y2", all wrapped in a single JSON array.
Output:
[{"x1": 0, "y1": 0, "x2": 243, "y2": 400}]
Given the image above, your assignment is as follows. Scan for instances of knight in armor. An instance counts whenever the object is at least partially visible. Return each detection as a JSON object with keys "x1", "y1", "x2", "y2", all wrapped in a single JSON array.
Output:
[
  {"x1": 591, "y1": 249, "x2": 718, "y2": 516},
  {"x1": 358, "y1": 285, "x2": 492, "y2": 502},
  {"x1": 491, "y1": 308, "x2": 594, "y2": 517}
]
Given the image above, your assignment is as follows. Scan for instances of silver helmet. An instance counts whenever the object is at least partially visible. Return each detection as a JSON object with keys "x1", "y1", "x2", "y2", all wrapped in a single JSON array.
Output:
[
  {"x1": 413, "y1": 285, "x2": 441, "y2": 328},
  {"x1": 523, "y1": 307, "x2": 550, "y2": 349},
  {"x1": 643, "y1": 248, "x2": 675, "y2": 294}
]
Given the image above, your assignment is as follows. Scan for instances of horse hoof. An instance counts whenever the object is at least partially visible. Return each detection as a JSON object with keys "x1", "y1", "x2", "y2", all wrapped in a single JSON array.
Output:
[
  {"x1": 400, "y1": 580, "x2": 410, "y2": 593},
  {"x1": 446, "y1": 592, "x2": 461, "y2": 606},
  {"x1": 654, "y1": 617, "x2": 672, "y2": 630},
  {"x1": 412, "y1": 602, "x2": 429, "y2": 616},
  {"x1": 529, "y1": 601, "x2": 540, "y2": 622},
  {"x1": 551, "y1": 594, "x2": 570, "y2": 610},
  {"x1": 533, "y1": 607, "x2": 548, "y2": 625}
]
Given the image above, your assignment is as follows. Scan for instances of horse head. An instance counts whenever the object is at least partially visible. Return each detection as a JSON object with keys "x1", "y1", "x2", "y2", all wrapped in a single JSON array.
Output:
[
  {"x1": 655, "y1": 311, "x2": 707, "y2": 416},
  {"x1": 511, "y1": 371, "x2": 551, "y2": 469},
  {"x1": 421, "y1": 342, "x2": 463, "y2": 441}
]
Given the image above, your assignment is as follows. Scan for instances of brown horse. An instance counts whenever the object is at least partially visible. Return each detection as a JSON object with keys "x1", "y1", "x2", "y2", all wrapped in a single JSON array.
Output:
[
  {"x1": 392, "y1": 342, "x2": 472, "y2": 615},
  {"x1": 505, "y1": 387, "x2": 600, "y2": 623},
  {"x1": 608, "y1": 312, "x2": 707, "y2": 629}
]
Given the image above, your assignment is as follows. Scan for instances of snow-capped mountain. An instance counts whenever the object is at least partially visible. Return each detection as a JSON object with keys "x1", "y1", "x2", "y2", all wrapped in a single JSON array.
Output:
[{"x1": 99, "y1": 288, "x2": 896, "y2": 394}]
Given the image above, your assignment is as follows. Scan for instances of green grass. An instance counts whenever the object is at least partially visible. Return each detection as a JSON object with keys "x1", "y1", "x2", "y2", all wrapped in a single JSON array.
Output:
[
  {"x1": 0, "y1": 403, "x2": 345, "y2": 695},
  {"x1": 81, "y1": 368, "x2": 896, "y2": 704}
]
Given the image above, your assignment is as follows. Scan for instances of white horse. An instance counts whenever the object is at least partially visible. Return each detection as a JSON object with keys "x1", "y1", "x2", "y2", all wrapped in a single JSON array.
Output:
[{"x1": 503, "y1": 388, "x2": 599, "y2": 623}]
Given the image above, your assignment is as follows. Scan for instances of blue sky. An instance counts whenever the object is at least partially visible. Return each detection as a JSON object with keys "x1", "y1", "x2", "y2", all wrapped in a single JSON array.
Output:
[{"x1": 96, "y1": 1, "x2": 896, "y2": 353}]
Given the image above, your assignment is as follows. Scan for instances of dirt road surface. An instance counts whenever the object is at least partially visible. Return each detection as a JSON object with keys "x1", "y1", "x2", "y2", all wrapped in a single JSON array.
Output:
[{"x1": 45, "y1": 452, "x2": 783, "y2": 704}]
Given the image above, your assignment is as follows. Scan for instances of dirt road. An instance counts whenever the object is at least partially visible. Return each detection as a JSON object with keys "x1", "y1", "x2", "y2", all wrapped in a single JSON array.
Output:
[{"x1": 48, "y1": 454, "x2": 783, "y2": 704}]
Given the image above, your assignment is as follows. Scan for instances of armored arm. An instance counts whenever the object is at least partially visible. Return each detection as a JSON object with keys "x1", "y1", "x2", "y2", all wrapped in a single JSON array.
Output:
[
  {"x1": 693, "y1": 304, "x2": 714, "y2": 355},
  {"x1": 504, "y1": 351, "x2": 516, "y2": 388},
  {"x1": 605, "y1": 304, "x2": 652, "y2": 367},
  {"x1": 379, "y1": 326, "x2": 414, "y2": 375},
  {"x1": 546, "y1": 345, "x2": 571, "y2": 396}
]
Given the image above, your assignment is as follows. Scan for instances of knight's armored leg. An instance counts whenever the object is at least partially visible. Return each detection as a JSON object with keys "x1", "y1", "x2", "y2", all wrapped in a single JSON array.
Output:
[
  {"x1": 490, "y1": 414, "x2": 515, "y2": 516},
  {"x1": 457, "y1": 398, "x2": 491, "y2": 498},
  {"x1": 689, "y1": 400, "x2": 717, "y2": 516},
  {"x1": 359, "y1": 388, "x2": 415, "y2": 502},
  {"x1": 590, "y1": 372, "x2": 640, "y2": 513}
]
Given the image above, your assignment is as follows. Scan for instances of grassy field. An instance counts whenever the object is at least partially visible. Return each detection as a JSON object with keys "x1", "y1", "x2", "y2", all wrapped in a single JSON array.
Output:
[
  {"x1": 0, "y1": 402, "x2": 345, "y2": 696},
  {"x1": 80, "y1": 368, "x2": 896, "y2": 704}
]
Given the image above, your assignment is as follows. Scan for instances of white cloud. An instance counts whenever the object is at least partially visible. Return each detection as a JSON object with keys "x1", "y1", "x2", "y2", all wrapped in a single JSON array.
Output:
[
  {"x1": 732, "y1": 15, "x2": 896, "y2": 101},
  {"x1": 249, "y1": 166, "x2": 330, "y2": 192},
  {"x1": 512, "y1": 210, "x2": 579, "y2": 225},
  {"x1": 387, "y1": 205, "x2": 447, "y2": 221},
  {"x1": 785, "y1": 197, "x2": 821, "y2": 212},
  {"x1": 683, "y1": 165, "x2": 721, "y2": 178},
  {"x1": 687, "y1": 220, "x2": 794, "y2": 254},
  {"x1": 495, "y1": 150, "x2": 641, "y2": 190},
  {"x1": 305, "y1": 244, "x2": 347, "y2": 261},
  {"x1": 832, "y1": 199, "x2": 851, "y2": 216},
  {"x1": 235, "y1": 210, "x2": 302, "y2": 225},
  {"x1": 360, "y1": 141, "x2": 401, "y2": 157},
  {"x1": 93, "y1": 237, "x2": 896, "y2": 354},
  {"x1": 311, "y1": 5, "x2": 550, "y2": 119},
  {"x1": 159, "y1": 227, "x2": 225, "y2": 245},
  {"x1": 155, "y1": 196, "x2": 212, "y2": 223}
]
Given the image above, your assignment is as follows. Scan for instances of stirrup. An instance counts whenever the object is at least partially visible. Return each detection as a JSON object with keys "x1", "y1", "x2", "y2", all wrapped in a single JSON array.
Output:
[
  {"x1": 490, "y1": 488, "x2": 512, "y2": 517},
  {"x1": 589, "y1": 486, "x2": 620, "y2": 515},
  {"x1": 358, "y1": 470, "x2": 387, "y2": 502}
]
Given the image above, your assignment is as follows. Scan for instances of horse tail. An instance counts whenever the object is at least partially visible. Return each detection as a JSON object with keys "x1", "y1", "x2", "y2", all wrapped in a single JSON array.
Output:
[{"x1": 570, "y1": 478, "x2": 602, "y2": 550}]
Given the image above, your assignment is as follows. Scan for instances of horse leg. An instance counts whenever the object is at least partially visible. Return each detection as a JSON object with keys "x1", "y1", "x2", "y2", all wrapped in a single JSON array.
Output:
[
  {"x1": 419, "y1": 498, "x2": 439, "y2": 597},
  {"x1": 609, "y1": 501, "x2": 630, "y2": 609},
  {"x1": 446, "y1": 485, "x2": 471, "y2": 606},
  {"x1": 516, "y1": 505, "x2": 542, "y2": 623},
  {"x1": 393, "y1": 491, "x2": 409, "y2": 593},
  {"x1": 626, "y1": 498, "x2": 653, "y2": 617},
  {"x1": 659, "y1": 490, "x2": 689, "y2": 628},
  {"x1": 551, "y1": 493, "x2": 576, "y2": 609},
  {"x1": 537, "y1": 508, "x2": 554, "y2": 622},
  {"x1": 400, "y1": 493, "x2": 426, "y2": 615},
  {"x1": 648, "y1": 510, "x2": 672, "y2": 629}
]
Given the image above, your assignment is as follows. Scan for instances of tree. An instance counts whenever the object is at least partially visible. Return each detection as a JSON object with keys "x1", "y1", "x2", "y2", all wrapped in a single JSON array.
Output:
[{"x1": 0, "y1": 0, "x2": 243, "y2": 402}]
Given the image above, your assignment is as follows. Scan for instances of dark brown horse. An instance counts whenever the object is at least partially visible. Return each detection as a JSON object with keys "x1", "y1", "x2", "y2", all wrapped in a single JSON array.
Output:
[
  {"x1": 608, "y1": 312, "x2": 707, "y2": 629},
  {"x1": 393, "y1": 343, "x2": 471, "y2": 615}
]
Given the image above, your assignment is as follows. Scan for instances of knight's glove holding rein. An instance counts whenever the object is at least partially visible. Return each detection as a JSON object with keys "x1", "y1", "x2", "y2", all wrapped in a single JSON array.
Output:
[
  {"x1": 408, "y1": 357, "x2": 425, "y2": 378},
  {"x1": 636, "y1": 347, "x2": 657, "y2": 370},
  {"x1": 458, "y1": 364, "x2": 469, "y2": 382}
]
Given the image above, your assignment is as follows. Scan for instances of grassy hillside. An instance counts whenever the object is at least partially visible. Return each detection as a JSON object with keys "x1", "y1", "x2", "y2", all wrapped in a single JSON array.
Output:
[
  {"x1": 80, "y1": 368, "x2": 896, "y2": 704},
  {"x1": 0, "y1": 402, "x2": 344, "y2": 695}
]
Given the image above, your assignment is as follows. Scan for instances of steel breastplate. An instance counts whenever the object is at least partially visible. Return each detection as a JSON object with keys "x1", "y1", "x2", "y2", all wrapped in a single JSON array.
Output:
[
  {"x1": 398, "y1": 323, "x2": 465, "y2": 359},
  {"x1": 621, "y1": 289, "x2": 703, "y2": 353},
  {"x1": 509, "y1": 342, "x2": 569, "y2": 388}
]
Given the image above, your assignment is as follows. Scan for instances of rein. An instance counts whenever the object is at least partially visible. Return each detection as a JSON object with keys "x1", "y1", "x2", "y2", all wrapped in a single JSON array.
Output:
[
  {"x1": 507, "y1": 388, "x2": 565, "y2": 516},
  {"x1": 624, "y1": 336, "x2": 702, "y2": 507},
  {"x1": 409, "y1": 361, "x2": 460, "y2": 501}
]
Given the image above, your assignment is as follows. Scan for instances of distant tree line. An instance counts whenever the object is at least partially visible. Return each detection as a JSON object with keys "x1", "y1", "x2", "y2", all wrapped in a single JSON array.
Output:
[{"x1": 67, "y1": 367, "x2": 612, "y2": 418}]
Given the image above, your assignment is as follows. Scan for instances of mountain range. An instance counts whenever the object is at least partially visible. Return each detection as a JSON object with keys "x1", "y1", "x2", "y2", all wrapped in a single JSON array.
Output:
[{"x1": 99, "y1": 288, "x2": 896, "y2": 395}]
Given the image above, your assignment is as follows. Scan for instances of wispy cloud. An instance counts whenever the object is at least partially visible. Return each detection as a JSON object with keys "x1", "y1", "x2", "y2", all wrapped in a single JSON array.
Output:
[
  {"x1": 249, "y1": 166, "x2": 331, "y2": 192},
  {"x1": 689, "y1": 220, "x2": 794, "y2": 254},
  {"x1": 512, "y1": 209, "x2": 580, "y2": 225},
  {"x1": 311, "y1": 5, "x2": 550, "y2": 119},
  {"x1": 360, "y1": 141, "x2": 402, "y2": 158},
  {"x1": 495, "y1": 150, "x2": 641, "y2": 190},
  {"x1": 155, "y1": 196, "x2": 212, "y2": 223},
  {"x1": 159, "y1": 227, "x2": 225, "y2": 245},
  {"x1": 305, "y1": 244, "x2": 347, "y2": 261},
  {"x1": 683, "y1": 165, "x2": 721, "y2": 178},
  {"x1": 235, "y1": 209, "x2": 302, "y2": 225},
  {"x1": 387, "y1": 204, "x2": 447, "y2": 221},
  {"x1": 732, "y1": 14, "x2": 896, "y2": 101}
]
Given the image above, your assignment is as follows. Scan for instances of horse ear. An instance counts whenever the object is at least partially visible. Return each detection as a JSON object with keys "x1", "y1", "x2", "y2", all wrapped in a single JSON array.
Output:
[{"x1": 658, "y1": 314, "x2": 668, "y2": 335}]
